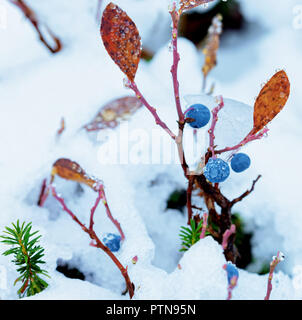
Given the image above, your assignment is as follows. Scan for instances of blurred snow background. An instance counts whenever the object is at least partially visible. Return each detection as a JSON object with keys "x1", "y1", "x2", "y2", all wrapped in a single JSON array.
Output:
[{"x1": 0, "y1": 0, "x2": 302, "y2": 299}]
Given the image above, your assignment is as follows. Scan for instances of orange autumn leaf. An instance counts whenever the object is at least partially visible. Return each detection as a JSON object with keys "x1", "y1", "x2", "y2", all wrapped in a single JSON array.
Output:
[
  {"x1": 179, "y1": 0, "x2": 214, "y2": 13},
  {"x1": 84, "y1": 96, "x2": 142, "y2": 131},
  {"x1": 100, "y1": 2, "x2": 141, "y2": 81},
  {"x1": 51, "y1": 159, "x2": 101, "y2": 192},
  {"x1": 202, "y1": 14, "x2": 223, "y2": 81},
  {"x1": 252, "y1": 70, "x2": 290, "y2": 134}
]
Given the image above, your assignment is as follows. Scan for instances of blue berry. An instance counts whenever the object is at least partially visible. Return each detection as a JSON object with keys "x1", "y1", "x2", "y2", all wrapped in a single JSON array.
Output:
[
  {"x1": 231, "y1": 153, "x2": 251, "y2": 173},
  {"x1": 204, "y1": 158, "x2": 230, "y2": 183},
  {"x1": 102, "y1": 233, "x2": 121, "y2": 252},
  {"x1": 185, "y1": 104, "x2": 211, "y2": 128},
  {"x1": 223, "y1": 263, "x2": 239, "y2": 285}
]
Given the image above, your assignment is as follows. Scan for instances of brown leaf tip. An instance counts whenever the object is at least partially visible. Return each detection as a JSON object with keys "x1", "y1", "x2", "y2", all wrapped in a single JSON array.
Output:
[{"x1": 100, "y1": 2, "x2": 141, "y2": 81}]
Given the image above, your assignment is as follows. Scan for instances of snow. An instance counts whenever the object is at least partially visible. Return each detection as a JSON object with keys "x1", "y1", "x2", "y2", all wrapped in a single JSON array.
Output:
[{"x1": 0, "y1": 0, "x2": 302, "y2": 300}]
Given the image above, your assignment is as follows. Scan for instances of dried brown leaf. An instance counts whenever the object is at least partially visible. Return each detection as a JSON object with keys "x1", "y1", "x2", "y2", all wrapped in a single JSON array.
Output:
[
  {"x1": 179, "y1": 0, "x2": 215, "y2": 13},
  {"x1": 84, "y1": 96, "x2": 142, "y2": 131},
  {"x1": 100, "y1": 2, "x2": 141, "y2": 81},
  {"x1": 202, "y1": 14, "x2": 223, "y2": 80},
  {"x1": 51, "y1": 159, "x2": 100, "y2": 191},
  {"x1": 253, "y1": 70, "x2": 290, "y2": 134}
]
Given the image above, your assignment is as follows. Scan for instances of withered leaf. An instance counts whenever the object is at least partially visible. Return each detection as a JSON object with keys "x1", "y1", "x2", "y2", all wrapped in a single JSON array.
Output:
[
  {"x1": 101, "y1": 2, "x2": 141, "y2": 81},
  {"x1": 202, "y1": 14, "x2": 223, "y2": 80},
  {"x1": 84, "y1": 96, "x2": 142, "y2": 131},
  {"x1": 252, "y1": 70, "x2": 290, "y2": 134},
  {"x1": 179, "y1": 0, "x2": 215, "y2": 13},
  {"x1": 51, "y1": 159, "x2": 101, "y2": 192}
]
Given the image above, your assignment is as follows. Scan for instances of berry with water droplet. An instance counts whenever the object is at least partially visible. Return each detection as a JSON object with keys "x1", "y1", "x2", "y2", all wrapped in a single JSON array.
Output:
[
  {"x1": 102, "y1": 233, "x2": 121, "y2": 252},
  {"x1": 231, "y1": 153, "x2": 251, "y2": 173},
  {"x1": 204, "y1": 158, "x2": 230, "y2": 183},
  {"x1": 185, "y1": 104, "x2": 211, "y2": 128}
]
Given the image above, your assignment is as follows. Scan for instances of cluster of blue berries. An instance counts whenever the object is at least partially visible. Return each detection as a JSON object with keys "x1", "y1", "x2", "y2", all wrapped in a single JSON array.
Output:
[
  {"x1": 102, "y1": 233, "x2": 122, "y2": 252},
  {"x1": 184, "y1": 104, "x2": 251, "y2": 183},
  {"x1": 203, "y1": 153, "x2": 251, "y2": 183},
  {"x1": 204, "y1": 153, "x2": 251, "y2": 183}
]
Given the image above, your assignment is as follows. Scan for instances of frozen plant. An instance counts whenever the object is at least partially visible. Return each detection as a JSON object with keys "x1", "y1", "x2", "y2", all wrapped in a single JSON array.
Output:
[
  {"x1": 100, "y1": 0, "x2": 290, "y2": 266},
  {"x1": 0, "y1": 220, "x2": 50, "y2": 298},
  {"x1": 38, "y1": 158, "x2": 134, "y2": 298}
]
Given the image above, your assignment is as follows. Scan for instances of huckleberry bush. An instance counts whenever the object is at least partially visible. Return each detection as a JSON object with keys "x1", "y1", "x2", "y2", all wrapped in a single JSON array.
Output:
[
  {"x1": 34, "y1": 0, "x2": 290, "y2": 301},
  {"x1": 99, "y1": 0, "x2": 290, "y2": 270}
]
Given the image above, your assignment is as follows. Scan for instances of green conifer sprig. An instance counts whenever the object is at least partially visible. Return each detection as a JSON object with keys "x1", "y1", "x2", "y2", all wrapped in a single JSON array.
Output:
[
  {"x1": 0, "y1": 220, "x2": 50, "y2": 297},
  {"x1": 179, "y1": 218, "x2": 210, "y2": 252}
]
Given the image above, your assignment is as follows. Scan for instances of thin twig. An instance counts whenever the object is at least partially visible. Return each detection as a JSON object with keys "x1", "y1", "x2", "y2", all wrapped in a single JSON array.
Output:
[
  {"x1": 186, "y1": 177, "x2": 194, "y2": 225},
  {"x1": 9, "y1": 0, "x2": 62, "y2": 54},
  {"x1": 57, "y1": 117, "x2": 65, "y2": 136},
  {"x1": 99, "y1": 186, "x2": 125, "y2": 240},
  {"x1": 230, "y1": 175, "x2": 262, "y2": 207},
  {"x1": 208, "y1": 95, "x2": 224, "y2": 159},
  {"x1": 37, "y1": 178, "x2": 48, "y2": 206},
  {"x1": 200, "y1": 213, "x2": 208, "y2": 239},
  {"x1": 170, "y1": 4, "x2": 192, "y2": 179},
  {"x1": 216, "y1": 128, "x2": 269, "y2": 156},
  {"x1": 89, "y1": 189, "x2": 103, "y2": 231},
  {"x1": 222, "y1": 224, "x2": 236, "y2": 250},
  {"x1": 264, "y1": 251, "x2": 284, "y2": 300},
  {"x1": 128, "y1": 81, "x2": 176, "y2": 140},
  {"x1": 169, "y1": 5, "x2": 184, "y2": 123}
]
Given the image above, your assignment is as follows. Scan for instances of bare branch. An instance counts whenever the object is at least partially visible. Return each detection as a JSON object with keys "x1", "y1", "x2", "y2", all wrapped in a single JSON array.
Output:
[{"x1": 231, "y1": 175, "x2": 262, "y2": 207}]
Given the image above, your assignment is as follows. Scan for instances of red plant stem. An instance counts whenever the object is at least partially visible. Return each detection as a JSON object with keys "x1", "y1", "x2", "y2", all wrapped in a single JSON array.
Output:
[
  {"x1": 186, "y1": 177, "x2": 194, "y2": 225},
  {"x1": 222, "y1": 224, "x2": 236, "y2": 250},
  {"x1": 169, "y1": 4, "x2": 191, "y2": 180},
  {"x1": 99, "y1": 186, "x2": 125, "y2": 240},
  {"x1": 129, "y1": 81, "x2": 176, "y2": 140},
  {"x1": 49, "y1": 185, "x2": 134, "y2": 298},
  {"x1": 57, "y1": 117, "x2": 65, "y2": 136},
  {"x1": 89, "y1": 189, "x2": 103, "y2": 231},
  {"x1": 264, "y1": 251, "x2": 283, "y2": 300},
  {"x1": 226, "y1": 277, "x2": 238, "y2": 300},
  {"x1": 9, "y1": 0, "x2": 62, "y2": 54},
  {"x1": 216, "y1": 127, "x2": 269, "y2": 156},
  {"x1": 37, "y1": 178, "x2": 48, "y2": 207},
  {"x1": 200, "y1": 213, "x2": 208, "y2": 239},
  {"x1": 170, "y1": 7, "x2": 184, "y2": 124},
  {"x1": 208, "y1": 96, "x2": 224, "y2": 159}
]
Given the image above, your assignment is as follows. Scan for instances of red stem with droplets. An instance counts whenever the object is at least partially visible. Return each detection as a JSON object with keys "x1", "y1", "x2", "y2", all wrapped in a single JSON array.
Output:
[
  {"x1": 216, "y1": 128, "x2": 269, "y2": 156},
  {"x1": 128, "y1": 81, "x2": 176, "y2": 140},
  {"x1": 264, "y1": 251, "x2": 283, "y2": 300},
  {"x1": 208, "y1": 96, "x2": 224, "y2": 159}
]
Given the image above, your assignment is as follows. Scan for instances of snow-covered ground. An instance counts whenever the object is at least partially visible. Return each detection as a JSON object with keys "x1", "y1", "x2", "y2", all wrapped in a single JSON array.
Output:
[{"x1": 0, "y1": 0, "x2": 302, "y2": 300}]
